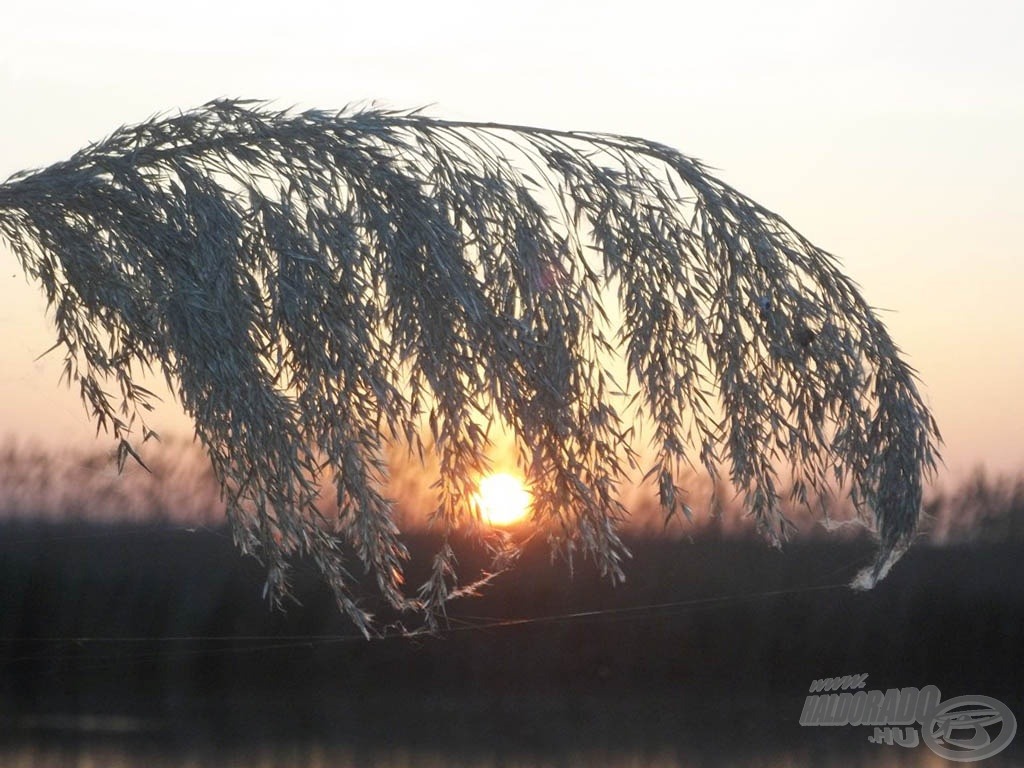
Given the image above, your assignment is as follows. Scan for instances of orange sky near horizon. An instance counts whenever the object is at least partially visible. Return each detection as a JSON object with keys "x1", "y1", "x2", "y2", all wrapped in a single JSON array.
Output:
[{"x1": 1, "y1": 0, "x2": 1022, "y2": 483}]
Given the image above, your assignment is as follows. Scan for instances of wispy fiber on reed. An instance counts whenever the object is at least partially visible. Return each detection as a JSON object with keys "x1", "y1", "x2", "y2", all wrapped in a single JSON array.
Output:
[{"x1": 0, "y1": 100, "x2": 940, "y2": 632}]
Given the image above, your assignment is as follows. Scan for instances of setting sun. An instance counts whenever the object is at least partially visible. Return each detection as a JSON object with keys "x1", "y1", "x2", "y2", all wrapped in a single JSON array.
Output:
[{"x1": 474, "y1": 473, "x2": 531, "y2": 527}]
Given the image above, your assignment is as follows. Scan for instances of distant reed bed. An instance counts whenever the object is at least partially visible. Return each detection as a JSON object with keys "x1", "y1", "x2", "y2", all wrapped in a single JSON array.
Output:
[{"x1": 0, "y1": 439, "x2": 1019, "y2": 543}]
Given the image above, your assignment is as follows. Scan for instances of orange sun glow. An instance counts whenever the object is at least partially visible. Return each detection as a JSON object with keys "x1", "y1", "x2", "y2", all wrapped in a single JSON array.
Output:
[{"x1": 474, "y1": 473, "x2": 531, "y2": 526}]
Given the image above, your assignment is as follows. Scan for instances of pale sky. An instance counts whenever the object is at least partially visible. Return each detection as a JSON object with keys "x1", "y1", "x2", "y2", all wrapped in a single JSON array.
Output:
[{"x1": 1, "y1": 0, "x2": 1022, "y2": 480}]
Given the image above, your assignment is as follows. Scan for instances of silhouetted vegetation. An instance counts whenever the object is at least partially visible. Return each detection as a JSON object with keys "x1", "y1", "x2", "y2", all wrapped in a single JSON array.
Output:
[
  {"x1": 923, "y1": 468, "x2": 1024, "y2": 543},
  {"x1": 2, "y1": 440, "x2": 1021, "y2": 541}
]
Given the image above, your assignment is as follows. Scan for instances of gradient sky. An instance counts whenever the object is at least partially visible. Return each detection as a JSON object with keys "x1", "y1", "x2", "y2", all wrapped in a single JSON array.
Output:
[{"x1": 1, "y1": 0, "x2": 1021, "y2": 480}]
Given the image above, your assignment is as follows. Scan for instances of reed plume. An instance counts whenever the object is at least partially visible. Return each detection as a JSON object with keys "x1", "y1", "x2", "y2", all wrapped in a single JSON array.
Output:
[{"x1": 0, "y1": 100, "x2": 940, "y2": 632}]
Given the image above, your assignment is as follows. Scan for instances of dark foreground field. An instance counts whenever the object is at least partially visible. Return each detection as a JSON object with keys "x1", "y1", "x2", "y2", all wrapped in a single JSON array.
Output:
[{"x1": 0, "y1": 520, "x2": 1022, "y2": 765}]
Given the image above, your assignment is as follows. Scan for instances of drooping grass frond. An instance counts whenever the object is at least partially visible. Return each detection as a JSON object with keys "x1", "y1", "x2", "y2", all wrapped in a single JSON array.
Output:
[{"x1": 0, "y1": 99, "x2": 940, "y2": 631}]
